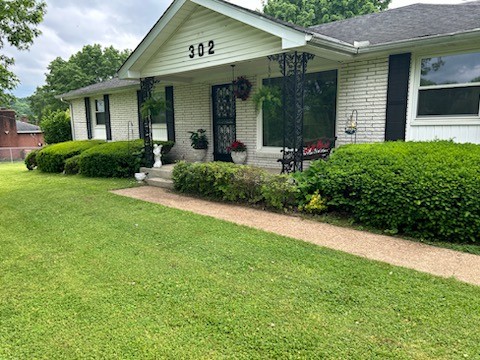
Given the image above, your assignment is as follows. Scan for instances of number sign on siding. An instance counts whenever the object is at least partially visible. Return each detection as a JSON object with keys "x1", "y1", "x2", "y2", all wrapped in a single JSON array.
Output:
[{"x1": 188, "y1": 40, "x2": 215, "y2": 59}]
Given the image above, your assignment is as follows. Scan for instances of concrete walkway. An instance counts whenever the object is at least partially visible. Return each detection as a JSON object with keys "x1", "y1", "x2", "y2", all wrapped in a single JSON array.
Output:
[{"x1": 113, "y1": 186, "x2": 480, "y2": 286}]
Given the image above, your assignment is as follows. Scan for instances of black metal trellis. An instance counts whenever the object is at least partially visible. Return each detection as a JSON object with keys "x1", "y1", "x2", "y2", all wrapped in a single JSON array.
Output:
[
  {"x1": 139, "y1": 77, "x2": 157, "y2": 167},
  {"x1": 268, "y1": 51, "x2": 314, "y2": 173}
]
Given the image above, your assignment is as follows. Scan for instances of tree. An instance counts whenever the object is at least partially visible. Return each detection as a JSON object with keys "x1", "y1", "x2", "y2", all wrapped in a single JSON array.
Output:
[
  {"x1": 0, "y1": 0, "x2": 46, "y2": 104},
  {"x1": 11, "y1": 96, "x2": 36, "y2": 123},
  {"x1": 40, "y1": 109, "x2": 72, "y2": 144},
  {"x1": 262, "y1": 0, "x2": 391, "y2": 27},
  {"x1": 29, "y1": 44, "x2": 131, "y2": 119}
]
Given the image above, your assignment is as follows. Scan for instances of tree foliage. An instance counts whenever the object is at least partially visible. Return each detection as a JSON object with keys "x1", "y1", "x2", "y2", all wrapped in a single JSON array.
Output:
[
  {"x1": 29, "y1": 44, "x2": 131, "y2": 119},
  {"x1": 262, "y1": 0, "x2": 391, "y2": 27},
  {"x1": 40, "y1": 109, "x2": 72, "y2": 144},
  {"x1": 0, "y1": 0, "x2": 46, "y2": 104}
]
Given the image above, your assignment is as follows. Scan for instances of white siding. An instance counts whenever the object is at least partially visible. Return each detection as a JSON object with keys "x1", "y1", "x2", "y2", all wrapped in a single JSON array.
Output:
[
  {"x1": 408, "y1": 125, "x2": 480, "y2": 144},
  {"x1": 336, "y1": 56, "x2": 389, "y2": 145},
  {"x1": 141, "y1": 6, "x2": 283, "y2": 78}
]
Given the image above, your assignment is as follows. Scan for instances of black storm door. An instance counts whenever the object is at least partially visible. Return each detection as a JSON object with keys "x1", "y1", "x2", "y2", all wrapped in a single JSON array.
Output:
[{"x1": 212, "y1": 83, "x2": 236, "y2": 162}]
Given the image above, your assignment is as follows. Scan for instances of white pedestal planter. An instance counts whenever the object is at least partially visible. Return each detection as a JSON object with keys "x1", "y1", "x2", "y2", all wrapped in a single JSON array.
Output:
[
  {"x1": 231, "y1": 151, "x2": 247, "y2": 164},
  {"x1": 192, "y1": 148, "x2": 207, "y2": 162}
]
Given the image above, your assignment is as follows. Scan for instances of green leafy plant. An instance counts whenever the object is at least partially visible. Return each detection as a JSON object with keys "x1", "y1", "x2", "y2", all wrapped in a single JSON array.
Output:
[
  {"x1": 79, "y1": 140, "x2": 174, "y2": 178},
  {"x1": 140, "y1": 95, "x2": 167, "y2": 119},
  {"x1": 188, "y1": 129, "x2": 208, "y2": 149},
  {"x1": 36, "y1": 140, "x2": 104, "y2": 173},
  {"x1": 295, "y1": 141, "x2": 480, "y2": 243},
  {"x1": 302, "y1": 190, "x2": 328, "y2": 214},
  {"x1": 24, "y1": 149, "x2": 40, "y2": 170},
  {"x1": 40, "y1": 109, "x2": 72, "y2": 144},
  {"x1": 172, "y1": 161, "x2": 296, "y2": 210},
  {"x1": 64, "y1": 154, "x2": 81, "y2": 175},
  {"x1": 252, "y1": 85, "x2": 281, "y2": 111}
]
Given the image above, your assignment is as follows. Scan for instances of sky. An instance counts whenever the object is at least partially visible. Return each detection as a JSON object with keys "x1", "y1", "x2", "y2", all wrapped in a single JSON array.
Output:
[{"x1": 4, "y1": 0, "x2": 470, "y2": 98}]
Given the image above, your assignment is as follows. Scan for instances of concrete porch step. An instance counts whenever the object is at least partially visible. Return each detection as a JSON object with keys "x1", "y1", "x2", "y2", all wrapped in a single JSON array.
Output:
[
  {"x1": 146, "y1": 177, "x2": 174, "y2": 190},
  {"x1": 140, "y1": 164, "x2": 174, "y2": 180}
]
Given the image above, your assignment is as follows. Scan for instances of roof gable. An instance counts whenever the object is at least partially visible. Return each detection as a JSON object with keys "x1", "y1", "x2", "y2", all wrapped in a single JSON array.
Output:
[{"x1": 119, "y1": 0, "x2": 315, "y2": 79}]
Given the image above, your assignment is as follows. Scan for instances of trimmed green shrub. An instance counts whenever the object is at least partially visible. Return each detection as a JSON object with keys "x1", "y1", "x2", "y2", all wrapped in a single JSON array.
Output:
[
  {"x1": 37, "y1": 140, "x2": 104, "y2": 173},
  {"x1": 41, "y1": 110, "x2": 73, "y2": 144},
  {"x1": 295, "y1": 141, "x2": 480, "y2": 243},
  {"x1": 64, "y1": 155, "x2": 81, "y2": 175},
  {"x1": 79, "y1": 140, "x2": 174, "y2": 178},
  {"x1": 24, "y1": 149, "x2": 40, "y2": 170},
  {"x1": 172, "y1": 161, "x2": 297, "y2": 210}
]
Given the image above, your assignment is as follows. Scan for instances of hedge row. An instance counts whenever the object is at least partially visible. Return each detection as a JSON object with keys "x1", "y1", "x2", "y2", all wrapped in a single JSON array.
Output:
[
  {"x1": 172, "y1": 161, "x2": 297, "y2": 210},
  {"x1": 79, "y1": 140, "x2": 173, "y2": 178},
  {"x1": 295, "y1": 141, "x2": 480, "y2": 243},
  {"x1": 34, "y1": 139, "x2": 175, "y2": 178},
  {"x1": 36, "y1": 140, "x2": 104, "y2": 173}
]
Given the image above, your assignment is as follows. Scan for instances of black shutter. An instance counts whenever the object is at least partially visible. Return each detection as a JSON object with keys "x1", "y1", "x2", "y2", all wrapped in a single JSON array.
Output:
[
  {"x1": 385, "y1": 53, "x2": 411, "y2": 141},
  {"x1": 84, "y1": 97, "x2": 93, "y2": 139},
  {"x1": 166, "y1": 86, "x2": 175, "y2": 142},
  {"x1": 136, "y1": 90, "x2": 144, "y2": 139},
  {"x1": 104, "y1": 94, "x2": 112, "y2": 141}
]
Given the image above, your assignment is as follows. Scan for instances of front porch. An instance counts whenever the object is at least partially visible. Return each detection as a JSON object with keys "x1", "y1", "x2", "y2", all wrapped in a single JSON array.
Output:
[{"x1": 119, "y1": 0, "x2": 360, "y2": 173}]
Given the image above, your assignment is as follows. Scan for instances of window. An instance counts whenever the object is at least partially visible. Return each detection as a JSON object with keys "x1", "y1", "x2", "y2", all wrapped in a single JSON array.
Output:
[
  {"x1": 262, "y1": 70, "x2": 337, "y2": 147},
  {"x1": 95, "y1": 99, "x2": 106, "y2": 125},
  {"x1": 417, "y1": 52, "x2": 480, "y2": 118},
  {"x1": 151, "y1": 91, "x2": 167, "y2": 125}
]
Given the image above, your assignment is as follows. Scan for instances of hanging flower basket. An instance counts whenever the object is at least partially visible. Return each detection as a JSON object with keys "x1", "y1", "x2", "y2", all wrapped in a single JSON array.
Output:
[{"x1": 233, "y1": 76, "x2": 252, "y2": 101}]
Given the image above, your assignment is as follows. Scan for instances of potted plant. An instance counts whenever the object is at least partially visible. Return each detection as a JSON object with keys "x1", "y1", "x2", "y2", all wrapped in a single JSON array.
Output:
[
  {"x1": 188, "y1": 129, "x2": 209, "y2": 162},
  {"x1": 252, "y1": 85, "x2": 281, "y2": 111},
  {"x1": 228, "y1": 140, "x2": 247, "y2": 164}
]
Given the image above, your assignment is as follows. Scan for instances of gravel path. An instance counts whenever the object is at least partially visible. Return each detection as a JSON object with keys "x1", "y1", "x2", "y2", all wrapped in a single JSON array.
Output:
[{"x1": 113, "y1": 186, "x2": 480, "y2": 286}]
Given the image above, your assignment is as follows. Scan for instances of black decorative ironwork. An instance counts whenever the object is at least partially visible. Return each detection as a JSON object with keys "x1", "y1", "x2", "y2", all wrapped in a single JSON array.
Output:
[
  {"x1": 212, "y1": 83, "x2": 236, "y2": 162},
  {"x1": 268, "y1": 52, "x2": 315, "y2": 173},
  {"x1": 139, "y1": 77, "x2": 157, "y2": 167}
]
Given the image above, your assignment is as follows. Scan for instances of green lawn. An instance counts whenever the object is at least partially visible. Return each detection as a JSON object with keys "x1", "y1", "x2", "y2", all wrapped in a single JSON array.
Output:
[{"x1": 1, "y1": 163, "x2": 479, "y2": 359}]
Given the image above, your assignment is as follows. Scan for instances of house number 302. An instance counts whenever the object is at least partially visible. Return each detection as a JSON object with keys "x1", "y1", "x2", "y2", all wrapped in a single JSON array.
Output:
[{"x1": 189, "y1": 40, "x2": 214, "y2": 59}]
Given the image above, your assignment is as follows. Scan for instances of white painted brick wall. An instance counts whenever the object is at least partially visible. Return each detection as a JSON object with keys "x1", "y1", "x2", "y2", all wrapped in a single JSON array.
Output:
[
  {"x1": 336, "y1": 56, "x2": 389, "y2": 145},
  {"x1": 170, "y1": 83, "x2": 212, "y2": 162},
  {"x1": 109, "y1": 91, "x2": 140, "y2": 141},
  {"x1": 71, "y1": 98, "x2": 88, "y2": 140},
  {"x1": 70, "y1": 91, "x2": 141, "y2": 141}
]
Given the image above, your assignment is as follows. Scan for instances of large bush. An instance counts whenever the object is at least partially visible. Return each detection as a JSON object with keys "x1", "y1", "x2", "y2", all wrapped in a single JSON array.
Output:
[
  {"x1": 24, "y1": 149, "x2": 40, "y2": 170},
  {"x1": 37, "y1": 140, "x2": 104, "y2": 173},
  {"x1": 41, "y1": 110, "x2": 73, "y2": 144},
  {"x1": 172, "y1": 161, "x2": 297, "y2": 209},
  {"x1": 295, "y1": 141, "x2": 480, "y2": 243},
  {"x1": 79, "y1": 140, "x2": 174, "y2": 178}
]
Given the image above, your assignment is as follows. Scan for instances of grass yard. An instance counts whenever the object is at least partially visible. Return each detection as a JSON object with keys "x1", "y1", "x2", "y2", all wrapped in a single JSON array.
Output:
[{"x1": 1, "y1": 163, "x2": 480, "y2": 359}]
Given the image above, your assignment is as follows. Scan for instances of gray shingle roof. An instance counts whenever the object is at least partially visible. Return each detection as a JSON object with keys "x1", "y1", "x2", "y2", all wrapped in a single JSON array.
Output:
[
  {"x1": 309, "y1": 2, "x2": 480, "y2": 46},
  {"x1": 16, "y1": 121, "x2": 42, "y2": 133},
  {"x1": 57, "y1": 77, "x2": 139, "y2": 99}
]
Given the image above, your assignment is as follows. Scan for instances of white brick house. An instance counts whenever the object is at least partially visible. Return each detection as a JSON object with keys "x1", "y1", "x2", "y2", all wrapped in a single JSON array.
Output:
[{"x1": 60, "y1": 0, "x2": 480, "y2": 170}]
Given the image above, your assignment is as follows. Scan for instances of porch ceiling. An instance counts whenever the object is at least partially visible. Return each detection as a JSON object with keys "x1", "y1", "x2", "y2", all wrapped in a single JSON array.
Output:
[{"x1": 153, "y1": 55, "x2": 341, "y2": 86}]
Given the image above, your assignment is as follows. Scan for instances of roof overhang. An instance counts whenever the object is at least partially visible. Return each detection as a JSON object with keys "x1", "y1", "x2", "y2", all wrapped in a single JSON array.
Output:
[{"x1": 356, "y1": 28, "x2": 480, "y2": 55}]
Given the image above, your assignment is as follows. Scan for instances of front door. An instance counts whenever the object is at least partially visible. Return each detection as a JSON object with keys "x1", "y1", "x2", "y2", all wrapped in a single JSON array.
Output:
[{"x1": 212, "y1": 84, "x2": 236, "y2": 162}]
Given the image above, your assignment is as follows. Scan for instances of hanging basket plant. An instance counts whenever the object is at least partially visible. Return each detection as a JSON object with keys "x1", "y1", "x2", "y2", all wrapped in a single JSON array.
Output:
[
  {"x1": 233, "y1": 76, "x2": 252, "y2": 101},
  {"x1": 252, "y1": 85, "x2": 282, "y2": 111},
  {"x1": 140, "y1": 95, "x2": 167, "y2": 119}
]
